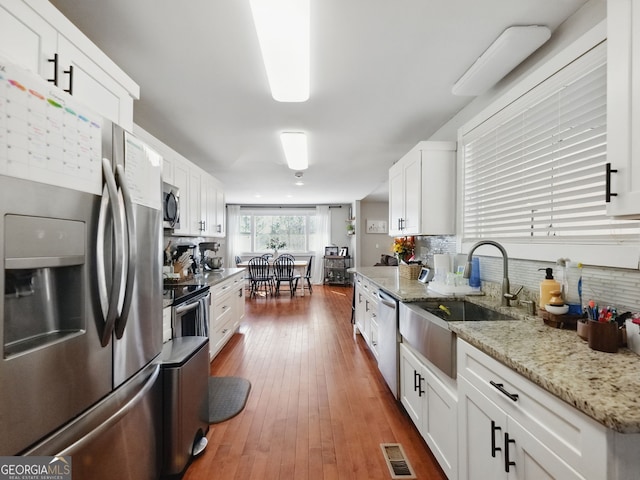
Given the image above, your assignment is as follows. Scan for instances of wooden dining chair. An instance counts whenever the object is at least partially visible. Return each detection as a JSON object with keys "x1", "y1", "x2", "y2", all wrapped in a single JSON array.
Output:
[
  {"x1": 248, "y1": 256, "x2": 273, "y2": 298},
  {"x1": 272, "y1": 256, "x2": 301, "y2": 297},
  {"x1": 301, "y1": 256, "x2": 313, "y2": 294}
]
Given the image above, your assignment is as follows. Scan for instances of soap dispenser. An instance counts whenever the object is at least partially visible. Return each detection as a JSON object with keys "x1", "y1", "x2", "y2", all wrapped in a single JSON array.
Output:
[{"x1": 539, "y1": 267, "x2": 561, "y2": 310}]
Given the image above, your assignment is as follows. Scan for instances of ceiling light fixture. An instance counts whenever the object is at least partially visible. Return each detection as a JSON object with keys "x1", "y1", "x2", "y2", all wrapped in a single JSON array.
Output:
[
  {"x1": 250, "y1": 0, "x2": 310, "y2": 102},
  {"x1": 281, "y1": 132, "x2": 308, "y2": 170},
  {"x1": 452, "y1": 25, "x2": 551, "y2": 97},
  {"x1": 294, "y1": 171, "x2": 304, "y2": 186}
]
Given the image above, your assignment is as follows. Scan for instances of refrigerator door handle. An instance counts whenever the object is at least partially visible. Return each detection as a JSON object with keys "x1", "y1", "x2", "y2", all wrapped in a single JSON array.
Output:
[
  {"x1": 114, "y1": 164, "x2": 137, "y2": 339},
  {"x1": 97, "y1": 158, "x2": 126, "y2": 347},
  {"x1": 55, "y1": 364, "x2": 160, "y2": 457}
]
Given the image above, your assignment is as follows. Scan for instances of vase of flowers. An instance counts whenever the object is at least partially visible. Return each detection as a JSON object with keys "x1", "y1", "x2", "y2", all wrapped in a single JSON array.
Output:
[
  {"x1": 266, "y1": 237, "x2": 287, "y2": 257},
  {"x1": 393, "y1": 236, "x2": 415, "y2": 264}
]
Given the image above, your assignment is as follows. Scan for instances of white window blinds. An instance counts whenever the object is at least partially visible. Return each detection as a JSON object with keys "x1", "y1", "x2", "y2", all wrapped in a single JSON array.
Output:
[{"x1": 461, "y1": 42, "x2": 640, "y2": 244}]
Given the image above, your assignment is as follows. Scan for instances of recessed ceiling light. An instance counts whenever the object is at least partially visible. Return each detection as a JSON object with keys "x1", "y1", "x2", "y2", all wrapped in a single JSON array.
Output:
[
  {"x1": 250, "y1": 0, "x2": 310, "y2": 102},
  {"x1": 281, "y1": 132, "x2": 308, "y2": 170}
]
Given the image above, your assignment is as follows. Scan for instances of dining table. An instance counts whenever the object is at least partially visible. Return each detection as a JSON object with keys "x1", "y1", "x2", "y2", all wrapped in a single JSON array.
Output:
[{"x1": 237, "y1": 259, "x2": 309, "y2": 296}]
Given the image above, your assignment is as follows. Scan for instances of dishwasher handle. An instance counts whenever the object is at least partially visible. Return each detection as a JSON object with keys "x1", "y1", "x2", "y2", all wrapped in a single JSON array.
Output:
[{"x1": 377, "y1": 290, "x2": 397, "y2": 309}]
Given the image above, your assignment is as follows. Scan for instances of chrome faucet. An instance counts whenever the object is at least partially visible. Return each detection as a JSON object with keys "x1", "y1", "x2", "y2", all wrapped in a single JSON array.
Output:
[{"x1": 463, "y1": 240, "x2": 516, "y2": 307}]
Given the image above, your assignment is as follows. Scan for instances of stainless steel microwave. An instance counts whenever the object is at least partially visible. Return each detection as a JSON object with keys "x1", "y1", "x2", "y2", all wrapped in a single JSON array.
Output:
[{"x1": 162, "y1": 182, "x2": 180, "y2": 229}]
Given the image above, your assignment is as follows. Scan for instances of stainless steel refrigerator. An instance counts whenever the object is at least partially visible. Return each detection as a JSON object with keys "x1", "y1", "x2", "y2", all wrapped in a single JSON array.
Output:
[{"x1": 0, "y1": 56, "x2": 163, "y2": 479}]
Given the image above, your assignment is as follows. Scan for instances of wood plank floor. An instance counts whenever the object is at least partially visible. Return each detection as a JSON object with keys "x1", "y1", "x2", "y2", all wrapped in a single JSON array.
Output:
[{"x1": 183, "y1": 285, "x2": 447, "y2": 480}]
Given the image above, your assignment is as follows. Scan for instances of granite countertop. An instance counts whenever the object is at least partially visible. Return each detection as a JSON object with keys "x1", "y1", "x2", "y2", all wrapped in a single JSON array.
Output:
[
  {"x1": 349, "y1": 266, "x2": 445, "y2": 301},
  {"x1": 162, "y1": 268, "x2": 245, "y2": 308},
  {"x1": 166, "y1": 267, "x2": 245, "y2": 288},
  {"x1": 352, "y1": 266, "x2": 640, "y2": 433}
]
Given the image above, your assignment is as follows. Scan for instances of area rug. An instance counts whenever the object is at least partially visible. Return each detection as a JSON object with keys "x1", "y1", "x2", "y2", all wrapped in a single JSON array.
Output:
[{"x1": 208, "y1": 376, "x2": 251, "y2": 424}]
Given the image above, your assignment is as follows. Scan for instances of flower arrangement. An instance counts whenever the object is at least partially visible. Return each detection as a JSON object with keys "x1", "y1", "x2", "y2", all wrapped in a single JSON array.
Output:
[
  {"x1": 266, "y1": 237, "x2": 287, "y2": 250},
  {"x1": 393, "y1": 236, "x2": 415, "y2": 262}
]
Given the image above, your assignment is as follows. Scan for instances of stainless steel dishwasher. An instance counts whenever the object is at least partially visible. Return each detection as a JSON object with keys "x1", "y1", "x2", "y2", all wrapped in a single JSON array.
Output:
[{"x1": 377, "y1": 289, "x2": 400, "y2": 399}]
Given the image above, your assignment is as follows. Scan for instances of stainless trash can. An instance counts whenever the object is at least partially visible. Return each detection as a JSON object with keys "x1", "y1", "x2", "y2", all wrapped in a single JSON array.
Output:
[{"x1": 159, "y1": 336, "x2": 209, "y2": 478}]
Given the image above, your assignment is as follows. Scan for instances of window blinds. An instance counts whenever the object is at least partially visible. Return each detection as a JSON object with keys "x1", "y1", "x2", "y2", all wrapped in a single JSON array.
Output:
[{"x1": 461, "y1": 42, "x2": 640, "y2": 244}]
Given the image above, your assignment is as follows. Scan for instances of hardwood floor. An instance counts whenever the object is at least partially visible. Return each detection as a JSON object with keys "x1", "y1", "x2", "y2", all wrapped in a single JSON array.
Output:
[{"x1": 183, "y1": 285, "x2": 447, "y2": 480}]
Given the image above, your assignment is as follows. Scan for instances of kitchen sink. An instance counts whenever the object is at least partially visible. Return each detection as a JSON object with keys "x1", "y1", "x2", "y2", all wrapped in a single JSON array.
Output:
[
  {"x1": 411, "y1": 300, "x2": 518, "y2": 322},
  {"x1": 399, "y1": 301, "x2": 517, "y2": 378}
]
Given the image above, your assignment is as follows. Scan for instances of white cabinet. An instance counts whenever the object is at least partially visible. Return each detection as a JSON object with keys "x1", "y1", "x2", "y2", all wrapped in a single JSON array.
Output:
[
  {"x1": 389, "y1": 148, "x2": 421, "y2": 235},
  {"x1": 457, "y1": 340, "x2": 607, "y2": 480},
  {"x1": 0, "y1": 0, "x2": 138, "y2": 130},
  {"x1": 399, "y1": 343, "x2": 458, "y2": 480},
  {"x1": 201, "y1": 175, "x2": 225, "y2": 237},
  {"x1": 606, "y1": 0, "x2": 640, "y2": 218},
  {"x1": 353, "y1": 274, "x2": 378, "y2": 356},
  {"x1": 208, "y1": 272, "x2": 245, "y2": 361},
  {"x1": 388, "y1": 141, "x2": 456, "y2": 236}
]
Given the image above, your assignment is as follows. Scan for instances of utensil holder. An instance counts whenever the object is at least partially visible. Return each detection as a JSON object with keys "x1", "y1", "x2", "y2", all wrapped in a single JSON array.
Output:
[{"x1": 588, "y1": 320, "x2": 618, "y2": 353}]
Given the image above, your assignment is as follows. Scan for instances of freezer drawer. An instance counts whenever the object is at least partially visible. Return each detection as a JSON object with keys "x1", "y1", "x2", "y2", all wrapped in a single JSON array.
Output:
[{"x1": 159, "y1": 336, "x2": 210, "y2": 477}]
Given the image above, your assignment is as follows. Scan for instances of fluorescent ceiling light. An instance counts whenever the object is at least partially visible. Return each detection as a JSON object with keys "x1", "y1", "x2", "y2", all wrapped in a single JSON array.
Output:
[
  {"x1": 452, "y1": 25, "x2": 551, "y2": 96},
  {"x1": 281, "y1": 132, "x2": 308, "y2": 170},
  {"x1": 250, "y1": 0, "x2": 310, "y2": 102}
]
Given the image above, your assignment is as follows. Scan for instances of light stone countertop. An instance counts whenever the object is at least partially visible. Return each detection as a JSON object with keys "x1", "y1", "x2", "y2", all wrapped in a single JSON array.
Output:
[{"x1": 351, "y1": 266, "x2": 640, "y2": 433}]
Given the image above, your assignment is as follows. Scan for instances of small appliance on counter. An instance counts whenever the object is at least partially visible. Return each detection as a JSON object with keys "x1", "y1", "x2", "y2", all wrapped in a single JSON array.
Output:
[{"x1": 200, "y1": 242, "x2": 223, "y2": 271}]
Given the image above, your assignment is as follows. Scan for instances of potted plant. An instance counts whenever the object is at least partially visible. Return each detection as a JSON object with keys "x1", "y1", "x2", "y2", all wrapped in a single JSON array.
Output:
[{"x1": 266, "y1": 237, "x2": 287, "y2": 257}]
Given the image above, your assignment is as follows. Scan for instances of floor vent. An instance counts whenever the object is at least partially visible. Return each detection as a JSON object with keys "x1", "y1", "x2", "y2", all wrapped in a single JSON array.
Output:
[{"x1": 380, "y1": 443, "x2": 417, "y2": 479}]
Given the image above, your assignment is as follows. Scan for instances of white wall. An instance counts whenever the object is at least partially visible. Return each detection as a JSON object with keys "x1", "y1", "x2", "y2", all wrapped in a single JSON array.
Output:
[{"x1": 359, "y1": 201, "x2": 391, "y2": 266}]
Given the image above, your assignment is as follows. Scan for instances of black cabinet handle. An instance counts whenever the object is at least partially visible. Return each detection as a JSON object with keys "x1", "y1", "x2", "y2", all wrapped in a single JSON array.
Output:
[
  {"x1": 504, "y1": 433, "x2": 516, "y2": 472},
  {"x1": 491, "y1": 420, "x2": 502, "y2": 457},
  {"x1": 606, "y1": 162, "x2": 618, "y2": 203},
  {"x1": 413, "y1": 370, "x2": 419, "y2": 392},
  {"x1": 63, "y1": 64, "x2": 73, "y2": 95},
  {"x1": 418, "y1": 373, "x2": 424, "y2": 397},
  {"x1": 47, "y1": 53, "x2": 59, "y2": 86},
  {"x1": 490, "y1": 381, "x2": 519, "y2": 402}
]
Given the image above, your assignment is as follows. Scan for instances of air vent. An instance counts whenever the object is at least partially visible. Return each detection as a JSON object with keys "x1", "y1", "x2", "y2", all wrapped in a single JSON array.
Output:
[{"x1": 380, "y1": 443, "x2": 417, "y2": 479}]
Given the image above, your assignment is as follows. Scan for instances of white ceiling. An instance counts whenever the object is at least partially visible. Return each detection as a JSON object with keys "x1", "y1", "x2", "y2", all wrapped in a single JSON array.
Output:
[{"x1": 50, "y1": 0, "x2": 588, "y2": 205}]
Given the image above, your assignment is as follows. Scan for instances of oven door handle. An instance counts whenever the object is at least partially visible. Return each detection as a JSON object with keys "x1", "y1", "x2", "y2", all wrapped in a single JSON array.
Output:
[
  {"x1": 97, "y1": 158, "x2": 125, "y2": 347},
  {"x1": 175, "y1": 300, "x2": 203, "y2": 315}
]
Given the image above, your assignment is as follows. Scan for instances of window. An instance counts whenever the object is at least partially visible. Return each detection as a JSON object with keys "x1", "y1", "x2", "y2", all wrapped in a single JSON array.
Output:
[
  {"x1": 461, "y1": 42, "x2": 640, "y2": 248},
  {"x1": 238, "y1": 208, "x2": 317, "y2": 253}
]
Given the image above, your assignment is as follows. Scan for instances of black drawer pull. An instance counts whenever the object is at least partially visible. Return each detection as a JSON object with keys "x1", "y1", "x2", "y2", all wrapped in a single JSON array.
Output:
[
  {"x1": 490, "y1": 381, "x2": 519, "y2": 401},
  {"x1": 47, "y1": 53, "x2": 58, "y2": 86},
  {"x1": 606, "y1": 162, "x2": 618, "y2": 202},
  {"x1": 491, "y1": 420, "x2": 502, "y2": 457},
  {"x1": 504, "y1": 433, "x2": 516, "y2": 472}
]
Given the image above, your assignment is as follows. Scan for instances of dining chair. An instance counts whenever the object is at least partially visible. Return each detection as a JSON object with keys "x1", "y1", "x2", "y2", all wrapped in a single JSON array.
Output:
[
  {"x1": 277, "y1": 253, "x2": 295, "y2": 261},
  {"x1": 272, "y1": 256, "x2": 301, "y2": 297},
  {"x1": 301, "y1": 256, "x2": 313, "y2": 294},
  {"x1": 248, "y1": 256, "x2": 273, "y2": 298}
]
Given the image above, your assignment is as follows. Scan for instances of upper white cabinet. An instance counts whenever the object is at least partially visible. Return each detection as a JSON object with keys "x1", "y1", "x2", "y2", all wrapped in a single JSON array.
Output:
[
  {"x1": 0, "y1": 0, "x2": 139, "y2": 130},
  {"x1": 606, "y1": 0, "x2": 640, "y2": 218},
  {"x1": 388, "y1": 141, "x2": 456, "y2": 236}
]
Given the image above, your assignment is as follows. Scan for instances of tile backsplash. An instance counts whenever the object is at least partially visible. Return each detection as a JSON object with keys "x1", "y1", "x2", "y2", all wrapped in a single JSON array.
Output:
[{"x1": 416, "y1": 235, "x2": 640, "y2": 313}]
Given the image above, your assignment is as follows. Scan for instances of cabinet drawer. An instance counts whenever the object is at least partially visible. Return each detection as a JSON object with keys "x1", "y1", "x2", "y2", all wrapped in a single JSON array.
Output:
[
  {"x1": 213, "y1": 289, "x2": 234, "y2": 323},
  {"x1": 457, "y1": 340, "x2": 606, "y2": 478}
]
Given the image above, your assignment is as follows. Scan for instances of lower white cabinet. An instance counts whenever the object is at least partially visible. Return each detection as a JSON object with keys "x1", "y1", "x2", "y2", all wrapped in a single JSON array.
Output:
[
  {"x1": 457, "y1": 340, "x2": 606, "y2": 480},
  {"x1": 353, "y1": 274, "x2": 378, "y2": 355},
  {"x1": 208, "y1": 273, "x2": 244, "y2": 361},
  {"x1": 399, "y1": 342, "x2": 458, "y2": 480}
]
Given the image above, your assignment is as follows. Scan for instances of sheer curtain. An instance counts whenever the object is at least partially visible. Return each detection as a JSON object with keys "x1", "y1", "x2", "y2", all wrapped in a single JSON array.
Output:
[
  {"x1": 312, "y1": 205, "x2": 331, "y2": 284},
  {"x1": 225, "y1": 205, "x2": 241, "y2": 267}
]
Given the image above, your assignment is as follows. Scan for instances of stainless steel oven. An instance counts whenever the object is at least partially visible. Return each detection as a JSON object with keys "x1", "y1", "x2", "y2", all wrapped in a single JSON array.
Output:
[{"x1": 171, "y1": 287, "x2": 210, "y2": 338}]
